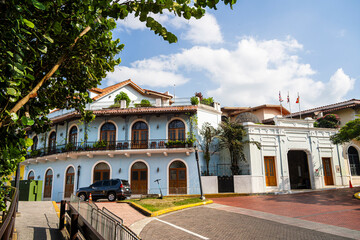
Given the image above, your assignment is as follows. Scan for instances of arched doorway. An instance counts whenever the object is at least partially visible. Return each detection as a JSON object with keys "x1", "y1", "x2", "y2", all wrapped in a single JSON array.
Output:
[
  {"x1": 69, "y1": 126, "x2": 78, "y2": 146},
  {"x1": 28, "y1": 171, "x2": 35, "y2": 180},
  {"x1": 44, "y1": 169, "x2": 53, "y2": 198},
  {"x1": 64, "y1": 167, "x2": 75, "y2": 198},
  {"x1": 100, "y1": 122, "x2": 116, "y2": 142},
  {"x1": 48, "y1": 131, "x2": 56, "y2": 154},
  {"x1": 287, "y1": 150, "x2": 311, "y2": 189},
  {"x1": 169, "y1": 161, "x2": 187, "y2": 194},
  {"x1": 168, "y1": 120, "x2": 185, "y2": 141},
  {"x1": 131, "y1": 162, "x2": 148, "y2": 194},
  {"x1": 348, "y1": 146, "x2": 360, "y2": 176},
  {"x1": 132, "y1": 121, "x2": 148, "y2": 149},
  {"x1": 93, "y1": 162, "x2": 110, "y2": 183}
]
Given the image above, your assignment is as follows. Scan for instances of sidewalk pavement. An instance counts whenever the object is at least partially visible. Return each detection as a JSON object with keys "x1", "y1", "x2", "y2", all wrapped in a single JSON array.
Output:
[{"x1": 15, "y1": 201, "x2": 63, "y2": 240}]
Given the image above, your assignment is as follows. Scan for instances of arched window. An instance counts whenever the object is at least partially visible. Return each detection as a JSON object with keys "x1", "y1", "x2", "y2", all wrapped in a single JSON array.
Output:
[
  {"x1": 348, "y1": 146, "x2": 360, "y2": 176},
  {"x1": 32, "y1": 136, "x2": 38, "y2": 151},
  {"x1": 168, "y1": 120, "x2": 185, "y2": 141},
  {"x1": 132, "y1": 121, "x2": 148, "y2": 149},
  {"x1": 28, "y1": 171, "x2": 35, "y2": 180},
  {"x1": 100, "y1": 123, "x2": 116, "y2": 144},
  {"x1": 48, "y1": 132, "x2": 56, "y2": 153},
  {"x1": 169, "y1": 161, "x2": 187, "y2": 194},
  {"x1": 69, "y1": 126, "x2": 78, "y2": 145},
  {"x1": 93, "y1": 162, "x2": 110, "y2": 183}
]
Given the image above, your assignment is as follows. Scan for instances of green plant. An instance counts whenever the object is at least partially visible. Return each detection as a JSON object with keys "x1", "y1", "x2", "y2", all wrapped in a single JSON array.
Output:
[
  {"x1": 314, "y1": 114, "x2": 340, "y2": 129},
  {"x1": 65, "y1": 142, "x2": 75, "y2": 151},
  {"x1": 166, "y1": 140, "x2": 185, "y2": 147},
  {"x1": 190, "y1": 96, "x2": 199, "y2": 105},
  {"x1": 135, "y1": 99, "x2": 152, "y2": 107},
  {"x1": 114, "y1": 92, "x2": 131, "y2": 107},
  {"x1": 199, "y1": 122, "x2": 217, "y2": 175},
  {"x1": 201, "y1": 97, "x2": 214, "y2": 106},
  {"x1": 30, "y1": 149, "x2": 40, "y2": 157},
  {"x1": 93, "y1": 140, "x2": 107, "y2": 149},
  {"x1": 331, "y1": 115, "x2": 360, "y2": 144}
]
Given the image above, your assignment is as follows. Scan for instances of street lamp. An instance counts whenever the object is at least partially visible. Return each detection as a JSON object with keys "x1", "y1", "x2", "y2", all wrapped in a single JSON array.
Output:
[
  {"x1": 77, "y1": 165, "x2": 81, "y2": 190},
  {"x1": 195, "y1": 144, "x2": 205, "y2": 200}
]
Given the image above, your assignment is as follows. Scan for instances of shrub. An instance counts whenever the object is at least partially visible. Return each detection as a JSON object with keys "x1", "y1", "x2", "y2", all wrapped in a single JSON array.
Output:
[
  {"x1": 190, "y1": 96, "x2": 199, "y2": 105},
  {"x1": 135, "y1": 99, "x2": 152, "y2": 107},
  {"x1": 201, "y1": 97, "x2": 214, "y2": 106},
  {"x1": 314, "y1": 114, "x2": 340, "y2": 128},
  {"x1": 114, "y1": 91, "x2": 131, "y2": 107}
]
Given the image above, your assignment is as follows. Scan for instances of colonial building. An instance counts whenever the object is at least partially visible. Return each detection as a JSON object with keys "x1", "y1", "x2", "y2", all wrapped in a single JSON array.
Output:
[{"x1": 22, "y1": 79, "x2": 222, "y2": 201}]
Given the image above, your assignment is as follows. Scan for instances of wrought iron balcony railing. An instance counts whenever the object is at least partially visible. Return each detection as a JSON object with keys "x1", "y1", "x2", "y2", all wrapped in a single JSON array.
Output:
[{"x1": 27, "y1": 139, "x2": 194, "y2": 159}]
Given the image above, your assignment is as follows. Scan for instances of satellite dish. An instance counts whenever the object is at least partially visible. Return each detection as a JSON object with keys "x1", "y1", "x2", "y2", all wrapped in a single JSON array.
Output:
[{"x1": 235, "y1": 112, "x2": 260, "y2": 124}]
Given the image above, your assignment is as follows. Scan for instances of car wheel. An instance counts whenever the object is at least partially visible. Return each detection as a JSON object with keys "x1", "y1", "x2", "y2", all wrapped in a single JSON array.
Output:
[
  {"x1": 79, "y1": 193, "x2": 87, "y2": 201},
  {"x1": 107, "y1": 192, "x2": 116, "y2": 202}
]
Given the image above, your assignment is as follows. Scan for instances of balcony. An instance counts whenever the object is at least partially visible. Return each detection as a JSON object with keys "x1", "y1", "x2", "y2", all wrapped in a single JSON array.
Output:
[{"x1": 26, "y1": 139, "x2": 195, "y2": 161}]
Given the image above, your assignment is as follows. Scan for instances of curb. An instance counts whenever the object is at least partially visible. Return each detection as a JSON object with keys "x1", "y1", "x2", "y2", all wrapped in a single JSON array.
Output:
[
  {"x1": 130, "y1": 199, "x2": 213, "y2": 217},
  {"x1": 52, "y1": 201, "x2": 60, "y2": 218}
]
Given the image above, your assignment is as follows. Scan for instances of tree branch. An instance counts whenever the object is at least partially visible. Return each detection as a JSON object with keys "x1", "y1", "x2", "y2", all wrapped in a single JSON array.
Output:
[{"x1": 0, "y1": 26, "x2": 92, "y2": 128}]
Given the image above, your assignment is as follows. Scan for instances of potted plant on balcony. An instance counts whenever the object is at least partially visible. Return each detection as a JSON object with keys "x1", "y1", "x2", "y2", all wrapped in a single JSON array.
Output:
[
  {"x1": 166, "y1": 140, "x2": 186, "y2": 148},
  {"x1": 93, "y1": 140, "x2": 107, "y2": 150},
  {"x1": 30, "y1": 149, "x2": 40, "y2": 158},
  {"x1": 65, "y1": 142, "x2": 75, "y2": 152}
]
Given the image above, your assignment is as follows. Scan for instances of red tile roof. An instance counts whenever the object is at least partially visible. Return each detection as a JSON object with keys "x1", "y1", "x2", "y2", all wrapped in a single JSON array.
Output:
[{"x1": 51, "y1": 106, "x2": 197, "y2": 123}]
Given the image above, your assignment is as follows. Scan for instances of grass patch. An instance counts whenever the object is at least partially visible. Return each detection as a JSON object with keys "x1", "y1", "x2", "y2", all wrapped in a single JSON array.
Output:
[{"x1": 123, "y1": 197, "x2": 204, "y2": 212}]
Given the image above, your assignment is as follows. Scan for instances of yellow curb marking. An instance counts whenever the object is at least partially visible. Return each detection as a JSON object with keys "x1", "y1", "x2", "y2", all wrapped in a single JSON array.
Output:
[
  {"x1": 52, "y1": 201, "x2": 60, "y2": 218},
  {"x1": 130, "y1": 200, "x2": 213, "y2": 217},
  {"x1": 354, "y1": 192, "x2": 360, "y2": 200}
]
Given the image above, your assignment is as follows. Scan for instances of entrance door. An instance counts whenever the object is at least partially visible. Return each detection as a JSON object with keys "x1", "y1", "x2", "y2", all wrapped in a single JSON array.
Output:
[
  {"x1": 287, "y1": 150, "x2": 311, "y2": 189},
  {"x1": 44, "y1": 169, "x2": 53, "y2": 198},
  {"x1": 131, "y1": 162, "x2": 148, "y2": 194},
  {"x1": 93, "y1": 162, "x2": 110, "y2": 183},
  {"x1": 64, "y1": 167, "x2": 75, "y2": 198},
  {"x1": 169, "y1": 161, "x2": 187, "y2": 194},
  {"x1": 322, "y1": 158, "x2": 334, "y2": 185},
  {"x1": 264, "y1": 156, "x2": 277, "y2": 186}
]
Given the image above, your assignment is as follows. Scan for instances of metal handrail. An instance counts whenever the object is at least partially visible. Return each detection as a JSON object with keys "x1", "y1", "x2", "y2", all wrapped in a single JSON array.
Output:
[
  {"x1": 0, "y1": 187, "x2": 18, "y2": 240},
  {"x1": 27, "y1": 138, "x2": 193, "y2": 159}
]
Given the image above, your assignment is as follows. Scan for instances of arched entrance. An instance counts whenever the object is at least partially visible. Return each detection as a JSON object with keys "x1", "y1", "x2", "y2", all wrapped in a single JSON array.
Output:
[
  {"x1": 132, "y1": 121, "x2": 148, "y2": 149},
  {"x1": 28, "y1": 171, "x2": 35, "y2": 180},
  {"x1": 44, "y1": 169, "x2": 53, "y2": 198},
  {"x1": 169, "y1": 161, "x2": 187, "y2": 194},
  {"x1": 287, "y1": 150, "x2": 311, "y2": 189},
  {"x1": 131, "y1": 162, "x2": 148, "y2": 194},
  {"x1": 64, "y1": 167, "x2": 75, "y2": 198},
  {"x1": 93, "y1": 162, "x2": 110, "y2": 183}
]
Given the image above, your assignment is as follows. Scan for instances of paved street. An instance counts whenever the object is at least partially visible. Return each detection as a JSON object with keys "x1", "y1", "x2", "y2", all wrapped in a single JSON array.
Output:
[{"x1": 138, "y1": 188, "x2": 360, "y2": 239}]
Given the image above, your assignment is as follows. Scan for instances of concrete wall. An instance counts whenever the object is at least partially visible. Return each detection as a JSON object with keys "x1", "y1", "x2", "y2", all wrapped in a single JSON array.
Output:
[{"x1": 201, "y1": 176, "x2": 218, "y2": 194}]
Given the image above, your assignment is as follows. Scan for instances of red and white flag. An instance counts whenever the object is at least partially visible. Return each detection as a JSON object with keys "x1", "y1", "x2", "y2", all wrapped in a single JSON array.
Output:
[
  {"x1": 279, "y1": 91, "x2": 283, "y2": 102},
  {"x1": 296, "y1": 95, "x2": 300, "y2": 103},
  {"x1": 287, "y1": 93, "x2": 290, "y2": 103}
]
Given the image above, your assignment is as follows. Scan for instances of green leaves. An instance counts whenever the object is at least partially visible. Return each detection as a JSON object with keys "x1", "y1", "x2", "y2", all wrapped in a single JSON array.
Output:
[
  {"x1": 32, "y1": 0, "x2": 46, "y2": 10},
  {"x1": 23, "y1": 19, "x2": 35, "y2": 28},
  {"x1": 7, "y1": 88, "x2": 17, "y2": 96},
  {"x1": 21, "y1": 116, "x2": 35, "y2": 126}
]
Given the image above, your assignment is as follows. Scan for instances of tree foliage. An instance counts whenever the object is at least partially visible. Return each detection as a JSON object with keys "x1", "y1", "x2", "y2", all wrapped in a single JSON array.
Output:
[
  {"x1": 331, "y1": 117, "x2": 360, "y2": 144},
  {"x1": 217, "y1": 120, "x2": 260, "y2": 175},
  {"x1": 314, "y1": 114, "x2": 340, "y2": 129},
  {"x1": 199, "y1": 122, "x2": 217, "y2": 175},
  {"x1": 0, "y1": 0, "x2": 237, "y2": 210}
]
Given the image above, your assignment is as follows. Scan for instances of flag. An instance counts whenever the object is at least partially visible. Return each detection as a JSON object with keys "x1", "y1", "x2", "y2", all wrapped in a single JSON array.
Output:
[
  {"x1": 287, "y1": 93, "x2": 290, "y2": 103},
  {"x1": 296, "y1": 95, "x2": 300, "y2": 103},
  {"x1": 279, "y1": 91, "x2": 283, "y2": 102}
]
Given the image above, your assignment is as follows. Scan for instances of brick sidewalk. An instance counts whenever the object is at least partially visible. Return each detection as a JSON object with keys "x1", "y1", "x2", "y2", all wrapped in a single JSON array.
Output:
[
  {"x1": 211, "y1": 187, "x2": 360, "y2": 231},
  {"x1": 95, "y1": 202, "x2": 146, "y2": 226}
]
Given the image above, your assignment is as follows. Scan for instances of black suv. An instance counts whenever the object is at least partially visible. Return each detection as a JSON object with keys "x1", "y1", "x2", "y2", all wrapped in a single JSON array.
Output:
[{"x1": 76, "y1": 179, "x2": 131, "y2": 202}]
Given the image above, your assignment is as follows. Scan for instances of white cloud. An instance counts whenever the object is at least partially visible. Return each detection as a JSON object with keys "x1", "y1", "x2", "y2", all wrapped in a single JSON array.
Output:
[
  {"x1": 105, "y1": 37, "x2": 356, "y2": 109},
  {"x1": 115, "y1": 13, "x2": 223, "y2": 44}
]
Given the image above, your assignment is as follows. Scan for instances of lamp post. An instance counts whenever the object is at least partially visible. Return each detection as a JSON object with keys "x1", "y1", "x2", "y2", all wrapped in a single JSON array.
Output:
[
  {"x1": 195, "y1": 145, "x2": 205, "y2": 200},
  {"x1": 77, "y1": 165, "x2": 81, "y2": 190}
]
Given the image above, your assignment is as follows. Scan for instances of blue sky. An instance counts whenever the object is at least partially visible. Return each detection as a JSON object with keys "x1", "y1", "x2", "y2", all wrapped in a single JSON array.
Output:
[{"x1": 104, "y1": 0, "x2": 359, "y2": 110}]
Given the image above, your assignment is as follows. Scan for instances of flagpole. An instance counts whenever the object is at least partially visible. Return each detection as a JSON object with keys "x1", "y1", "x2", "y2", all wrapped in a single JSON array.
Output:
[
  {"x1": 287, "y1": 91, "x2": 292, "y2": 119},
  {"x1": 298, "y1": 92, "x2": 301, "y2": 119},
  {"x1": 279, "y1": 91, "x2": 283, "y2": 117}
]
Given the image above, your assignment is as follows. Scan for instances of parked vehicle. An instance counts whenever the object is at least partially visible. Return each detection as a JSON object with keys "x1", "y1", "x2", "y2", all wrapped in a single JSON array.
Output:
[{"x1": 76, "y1": 179, "x2": 131, "y2": 201}]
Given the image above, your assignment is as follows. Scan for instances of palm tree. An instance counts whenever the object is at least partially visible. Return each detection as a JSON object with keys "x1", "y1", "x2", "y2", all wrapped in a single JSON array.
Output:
[
  {"x1": 199, "y1": 122, "x2": 217, "y2": 176},
  {"x1": 217, "y1": 120, "x2": 261, "y2": 175}
]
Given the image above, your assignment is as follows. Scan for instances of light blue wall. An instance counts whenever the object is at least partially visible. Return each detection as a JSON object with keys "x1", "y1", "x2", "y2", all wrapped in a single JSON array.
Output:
[{"x1": 25, "y1": 152, "x2": 205, "y2": 202}]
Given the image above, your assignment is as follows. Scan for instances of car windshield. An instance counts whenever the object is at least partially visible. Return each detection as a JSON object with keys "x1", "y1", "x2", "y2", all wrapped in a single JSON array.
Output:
[{"x1": 121, "y1": 180, "x2": 129, "y2": 186}]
